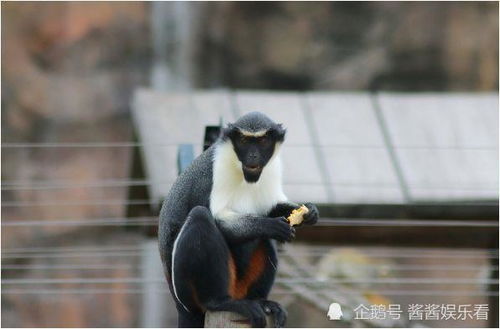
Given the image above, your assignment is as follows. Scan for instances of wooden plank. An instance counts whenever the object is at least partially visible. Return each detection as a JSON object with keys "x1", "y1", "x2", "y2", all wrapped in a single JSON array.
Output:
[
  {"x1": 378, "y1": 93, "x2": 498, "y2": 148},
  {"x1": 134, "y1": 89, "x2": 234, "y2": 145},
  {"x1": 132, "y1": 89, "x2": 180, "y2": 206},
  {"x1": 132, "y1": 89, "x2": 235, "y2": 205},
  {"x1": 305, "y1": 92, "x2": 404, "y2": 204},
  {"x1": 191, "y1": 90, "x2": 237, "y2": 129},
  {"x1": 204, "y1": 311, "x2": 273, "y2": 328},
  {"x1": 317, "y1": 203, "x2": 499, "y2": 220},
  {"x1": 306, "y1": 92, "x2": 385, "y2": 146},
  {"x1": 234, "y1": 91, "x2": 313, "y2": 145},
  {"x1": 132, "y1": 89, "x2": 498, "y2": 206},
  {"x1": 377, "y1": 92, "x2": 499, "y2": 201},
  {"x1": 280, "y1": 146, "x2": 329, "y2": 204},
  {"x1": 296, "y1": 225, "x2": 497, "y2": 248}
]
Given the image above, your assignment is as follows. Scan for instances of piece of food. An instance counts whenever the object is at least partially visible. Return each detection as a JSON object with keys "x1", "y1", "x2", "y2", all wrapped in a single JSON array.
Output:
[{"x1": 287, "y1": 205, "x2": 309, "y2": 226}]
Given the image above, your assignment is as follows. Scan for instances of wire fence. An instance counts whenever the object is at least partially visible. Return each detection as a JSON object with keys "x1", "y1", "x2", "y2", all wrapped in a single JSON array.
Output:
[
  {"x1": 3, "y1": 263, "x2": 497, "y2": 272},
  {"x1": 2, "y1": 287, "x2": 497, "y2": 297},
  {"x1": 2, "y1": 276, "x2": 498, "y2": 286},
  {"x1": 3, "y1": 244, "x2": 498, "y2": 255},
  {"x1": 2, "y1": 246, "x2": 498, "y2": 260},
  {"x1": 2, "y1": 216, "x2": 497, "y2": 228},
  {"x1": 2, "y1": 142, "x2": 497, "y2": 150},
  {"x1": 2, "y1": 141, "x2": 498, "y2": 314},
  {"x1": 2, "y1": 178, "x2": 498, "y2": 191},
  {"x1": 1, "y1": 199, "x2": 153, "y2": 207},
  {"x1": 2, "y1": 199, "x2": 497, "y2": 208}
]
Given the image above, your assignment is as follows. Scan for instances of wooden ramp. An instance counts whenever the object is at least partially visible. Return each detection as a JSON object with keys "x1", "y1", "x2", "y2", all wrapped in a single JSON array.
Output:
[{"x1": 132, "y1": 88, "x2": 498, "y2": 208}]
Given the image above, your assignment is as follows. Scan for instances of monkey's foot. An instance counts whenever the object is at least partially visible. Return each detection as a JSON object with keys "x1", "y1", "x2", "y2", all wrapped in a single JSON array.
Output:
[
  {"x1": 206, "y1": 299, "x2": 267, "y2": 328},
  {"x1": 258, "y1": 300, "x2": 287, "y2": 328}
]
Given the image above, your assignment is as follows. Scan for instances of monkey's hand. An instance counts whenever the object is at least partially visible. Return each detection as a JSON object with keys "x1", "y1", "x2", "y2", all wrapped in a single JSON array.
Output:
[
  {"x1": 301, "y1": 202, "x2": 319, "y2": 225},
  {"x1": 265, "y1": 217, "x2": 296, "y2": 242}
]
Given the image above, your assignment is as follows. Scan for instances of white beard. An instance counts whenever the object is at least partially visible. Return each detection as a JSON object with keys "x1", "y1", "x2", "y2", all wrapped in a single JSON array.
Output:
[{"x1": 210, "y1": 142, "x2": 287, "y2": 221}]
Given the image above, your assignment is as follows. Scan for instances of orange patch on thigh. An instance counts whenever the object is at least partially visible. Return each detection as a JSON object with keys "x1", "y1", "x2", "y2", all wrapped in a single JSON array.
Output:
[
  {"x1": 190, "y1": 281, "x2": 205, "y2": 312},
  {"x1": 228, "y1": 244, "x2": 266, "y2": 300}
]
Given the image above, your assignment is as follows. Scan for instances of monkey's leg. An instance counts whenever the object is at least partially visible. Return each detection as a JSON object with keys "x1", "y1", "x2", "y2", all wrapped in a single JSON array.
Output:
[
  {"x1": 244, "y1": 240, "x2": 287, "y2": 328},
  {"x1": 172, "y1": 206, "x2": 267, "y2": 328}
]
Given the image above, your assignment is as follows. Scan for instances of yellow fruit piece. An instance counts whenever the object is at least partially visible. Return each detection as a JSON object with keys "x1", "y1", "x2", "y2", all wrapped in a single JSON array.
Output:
[{"x1": 287, "y1": 205, "x2": 309, "y2": 226}]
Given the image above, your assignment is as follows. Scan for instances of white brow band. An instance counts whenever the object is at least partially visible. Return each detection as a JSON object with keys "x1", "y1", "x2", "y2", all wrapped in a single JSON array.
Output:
[{"x1": 239, "y1": 129, "x2": 268, "y2": 137}]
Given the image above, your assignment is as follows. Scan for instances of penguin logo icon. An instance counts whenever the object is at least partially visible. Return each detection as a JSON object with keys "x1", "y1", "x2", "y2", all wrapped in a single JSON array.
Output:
[{"x1": 327, "y1": 303, "x2": 343, "y2": 320}]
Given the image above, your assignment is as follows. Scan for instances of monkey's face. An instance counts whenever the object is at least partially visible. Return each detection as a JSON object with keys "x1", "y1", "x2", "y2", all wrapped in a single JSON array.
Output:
[{"x1": 230, "y1": 131, "x2": 279, "y2": 183}]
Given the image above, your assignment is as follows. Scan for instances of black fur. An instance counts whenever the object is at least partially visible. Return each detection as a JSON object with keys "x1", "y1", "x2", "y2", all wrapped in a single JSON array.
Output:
[
  {"x1": 223, "y1": 112, "x2": 286, "y2": 183},
  {"x1": 158, "y1": 112, "x2": 318, "y2": 328},
  {"x1": 223, "y1": 112, "x2": 286, "y2": 137}
]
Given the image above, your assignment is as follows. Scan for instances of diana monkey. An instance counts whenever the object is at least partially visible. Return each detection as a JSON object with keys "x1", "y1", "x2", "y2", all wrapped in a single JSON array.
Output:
[{"x1": 158, "y1": 112, "x2": 319, "y2": 327}]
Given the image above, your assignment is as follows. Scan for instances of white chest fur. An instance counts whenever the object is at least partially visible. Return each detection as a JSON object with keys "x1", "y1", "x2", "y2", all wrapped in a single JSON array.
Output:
[{"x1": 210, "y1": 142, "x2": 287, "y2": 219}]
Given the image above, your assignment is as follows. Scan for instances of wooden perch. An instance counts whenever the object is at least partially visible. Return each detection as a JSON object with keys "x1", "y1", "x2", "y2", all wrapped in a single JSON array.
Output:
[{"x1": 204, "y1": 311, "x2": 274, "y2": 328}]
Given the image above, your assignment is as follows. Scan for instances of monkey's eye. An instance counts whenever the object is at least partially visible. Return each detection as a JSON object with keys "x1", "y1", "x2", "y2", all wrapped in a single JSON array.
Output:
[
  {"x1": 239, "y1": 136, "x2": 249, "y2": 144},
  {"x1": 258, "y1": 136, "x2": 270, "y2": 146}
]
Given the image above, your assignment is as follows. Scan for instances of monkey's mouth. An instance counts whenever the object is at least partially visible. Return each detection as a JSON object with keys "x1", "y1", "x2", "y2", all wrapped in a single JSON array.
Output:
[
  {"x1": 242, "y1": 165, "x2": 263, "y2": 183},
  {"x1": 243, "y1": 165, "x2": 262, "y2": 173}
]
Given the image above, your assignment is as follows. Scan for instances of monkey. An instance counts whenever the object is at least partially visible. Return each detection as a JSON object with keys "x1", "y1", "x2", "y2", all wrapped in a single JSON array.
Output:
[{"x1": 158, "y1": 112, "x2": 319, "y2": 328}]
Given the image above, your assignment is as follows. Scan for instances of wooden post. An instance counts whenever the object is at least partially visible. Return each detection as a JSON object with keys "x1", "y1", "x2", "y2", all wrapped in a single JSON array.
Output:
[{"x1": 204, "y1": 311, "x2": 274, "y2": 328}]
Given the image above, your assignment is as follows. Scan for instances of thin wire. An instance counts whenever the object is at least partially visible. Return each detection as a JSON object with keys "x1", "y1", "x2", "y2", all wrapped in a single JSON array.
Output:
[
  {"x1": 0, "y1": 179, "x2": 332, "y2": 190},
  {"x1": 9, "y1": 244, "x2": 491, "y2": 255},
  {"x1": 1, "y1": 264, "x2": 135, "y2": 270},
  {"x1": 2, "y1": 216, "x2": 497, "y2": 228},
  {"x1": 2, "y1": 251, "x2": 144, "y2": 260},
  {"x1": 299, "y1": 246, "x2": 500, "y2": 258},
  {"x1": 2, "y1": 277, "x2": 497, "y2": 285},
  {"x1": 2, "y1": 178, "x2": 498, "y2": 191},
  {"x1": 1, "y1": 199, "x2": 152, "y2": 207},
  {"x1": 4, "y1": 248, "x2": 497, "y2": 260},
  {"x1": 1, "y1": 277, "x2": 165, "y2": 285},
  {"x1": 2, "y1": 245, "x2": 146, "y2": 254},
  {"x1": 0, "y1": 179, "x2": 381, "y2": 189},
  {"x1": 1, "y1": 179, "x2": 173, "y2": 191},
  {"x1": 1, "y1": 199, "x2": 497, "y2": 208},
  {"x1": 1, "y1": 288, "x2": 155, "y2": 295},
  {"x1": 1, "y1": 287, "x2": 497, "y2": 296},
  {"x1": 3, "y1": 244, "x2": 497, "y2": 256},
  {"x1": 1, "y1": 142, "x2": 175, "y2": 148},
  {"x1": 256, "y1": 289, "x2": 496, "y2": 297},
  {"x1": 284, "y1": 263, "x2": 499, "y2": 272},
  {"x1": 282, "y1": 251, "x2": 499, "y2": 260},
  {"x1": 3, "y1": 263, "x2": 495, "y2": 272},
  {"x1": 333, "y1": 290, "x2": 499, "y2": 297},
  {"x1": 276, "y1": 277, "x2": 499, "y2": 285},
  {"x1": 1, "y1": 217, "x2": 158, "y2": 227},
  {"x1": 301, "y1": 245, "x2": 499, "y2": 253},
  {"x1": 0, "y1": 218, "x2": 158, "y2": 227},
  {"x1": 316, "y1": 218, "x2": 499, "y2": 227},
  {"x1": 1, "y1": 142, "x2": 496, "y2": 150}
]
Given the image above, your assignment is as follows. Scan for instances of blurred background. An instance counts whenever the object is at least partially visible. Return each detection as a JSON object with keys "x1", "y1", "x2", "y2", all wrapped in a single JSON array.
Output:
[{"x1": 1, "y1": 1, "x2": 499, "y2": 328}]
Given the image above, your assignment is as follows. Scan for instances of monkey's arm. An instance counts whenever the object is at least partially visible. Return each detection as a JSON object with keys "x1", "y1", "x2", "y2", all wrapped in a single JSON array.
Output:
[
  {"x1": 268, "y1": 202, "x2": 299, "y2": 218},
  {"x1": 214, "y1": 209, "x2": 295, "y2": 244},
  {"x1": 269, "y1": 202, "x2": 319, "y2": 226}
]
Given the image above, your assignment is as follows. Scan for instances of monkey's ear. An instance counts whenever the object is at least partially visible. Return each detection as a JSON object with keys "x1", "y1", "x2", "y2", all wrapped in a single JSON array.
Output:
[
  {"x1": 275, "y1": 124, "x2": 286, "y2": 142},
  {"x1": 222, "y1": 123, "x2": 237, "y2": 140}
]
